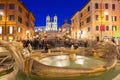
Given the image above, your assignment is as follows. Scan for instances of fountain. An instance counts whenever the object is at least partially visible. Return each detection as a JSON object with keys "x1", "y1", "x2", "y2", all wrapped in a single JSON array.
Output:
[
  {"x1": 69, "y1": 49, "x2": 77, "y2": 61},
  {"x1": 0, "y1": 40, "x2": 118, "y2": 80},
  {"x1": 21, "y1": 41, "x2": 117, "y2": 78},
  {"x1": 26, "y1": 55, "x2": 114, "y2": 78}
]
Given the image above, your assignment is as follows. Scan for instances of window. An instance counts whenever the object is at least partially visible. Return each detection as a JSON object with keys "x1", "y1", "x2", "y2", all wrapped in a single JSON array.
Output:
[
  {"x1": 88, "y1": 6, "x2": 90, "y2": 11},
  {"x1": 81, "y1": 30, "x2": 83, "y2": 34},
  {"x1": 9, "y1": 4, "x2": 15, "y2": 9},
  {"x1": 88, "y1": 27, "x2": 90, "y2": 31},
  {"x1": 82, "y1": 21, "x2": 84, "y2": 25},
  {"x1": 95, "y1": 3, "x2": 99, "y2": 9},
  {"x1": 81, "y1": 13, "x2": 83, "y2": 17},
  {"x1": 105, "y1": 3, "x2": 108, "y2": 9},
  {"x1": 96, "y1": 26, "x2": 99, "y2": 31},
  {"x1": 0, "y1": 4, "x2": 4, "y2": 9},
  {"x1": 106, "y1": 26, "x2": 109, "y2": 31},
  {"x1": 112, "y1": 26, "x2": 117, "y2": 31},
  {"x1": 18, "y1": 6, "x2": 22, "y2": 13},
  {"x1": 18, "y1": 16, "x2": 22, "y2": 23},
  {"x1": 112, "y1": 4, "x2": 115, "y2": 10},
  {"x1": 25, "y1": 22, "x2": 29, "y2": 26},
  {"x1": 17, "y1": 27, "x2": 21, "y2": 32},
  {"x1": 0, "y1": 26, "x2": 2, "y2": 34},
  {"x1": 26, "y1": 13, "x2": 29, "y2": 18},
  {"x1": 112, "y1": 16, "x2": 117, "y2": 21},
  {"x1": 95, "y1": 15, "x2": 99, "y2": 20},
  {"x1": 9, "y1": 26, "x2": 13, "y2": 34},
  {"x1": 0, "y1": 15, "x2": 2, "y2": 20},
  {"x1": 105, "y1": 15, "x2": 109, "y2": 21},
  {"x1": 80, "y1": 22, "x2": 81, "y2": 26},
  {"x1": 87, "y1": 16, "x2": 91, "y2": 23},
  {"x1": 9, "y1": 15, "x2": 14, "y2": 21},
  {"x1": 72, "y1": 20, "x2": 74, "y2": 23}
]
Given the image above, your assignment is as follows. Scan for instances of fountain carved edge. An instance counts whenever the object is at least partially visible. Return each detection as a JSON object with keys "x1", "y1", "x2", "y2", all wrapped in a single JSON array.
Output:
[
  {"x1": 24, "y1": 54, "x2": 117, "y2": 78},
  {"x1": 25, "y1": 41, "x2": 118, "y2": 78}
]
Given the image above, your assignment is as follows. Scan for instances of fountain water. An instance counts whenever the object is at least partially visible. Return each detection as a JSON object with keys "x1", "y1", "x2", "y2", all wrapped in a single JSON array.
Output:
[{"x1": 39, "y1": 55, "x2": 106, "y2": 68}]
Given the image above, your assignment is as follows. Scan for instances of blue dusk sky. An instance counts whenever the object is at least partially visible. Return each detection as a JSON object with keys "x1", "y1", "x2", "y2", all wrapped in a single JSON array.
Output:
[{"x1": 21, "y1": 0, "x2": 88, "y2": 27}]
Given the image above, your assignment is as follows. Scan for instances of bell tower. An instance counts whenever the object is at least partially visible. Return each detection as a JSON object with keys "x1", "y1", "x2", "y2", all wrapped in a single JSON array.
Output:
[
  {"x1": 46, "y1": 15, "x2": 51, "y2": 31},
  {"x1": 45, "y1": 15, "x2": 58, "y2": 31},
  {"x1": 52, "y1": 15, "x2": 58, "y2": 31}
]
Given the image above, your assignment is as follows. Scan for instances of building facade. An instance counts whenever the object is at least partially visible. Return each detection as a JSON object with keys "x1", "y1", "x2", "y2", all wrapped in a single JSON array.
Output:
[
  {"x1": 34, "y1": 26, "x2": 45, "y2": 33},
  {"x1": 61, "y1": 20, "x2": 72, "y2": 38},
  {"x1": 0, "y1": 0, "x2": 35, "y2": 41},
  {"x1": 71, "y1": 0, "x2": 120, "y2": 41},
  {"x1": 45, "y1": 15, "x2": 58, "y2": 31}
]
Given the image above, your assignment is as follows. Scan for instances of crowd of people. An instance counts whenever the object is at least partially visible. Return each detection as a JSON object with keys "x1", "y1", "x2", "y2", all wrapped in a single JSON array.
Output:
[
  {"x1": 19, "y1": 36, "x2": 120, "y2": 54},
  {"x1": 20, "y1": 37, "x2": 90, "y2": 53}
]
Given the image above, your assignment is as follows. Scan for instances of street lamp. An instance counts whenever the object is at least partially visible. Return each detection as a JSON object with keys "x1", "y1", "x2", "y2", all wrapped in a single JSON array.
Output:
[
  {"x1": 0, "y1": 12, "x2": 3, "y2": 15},
  {"x1": 0, "y1": 12, "x2": 3, "y2": 40},
  {"x1": 104, "y1": 11, "x2": 108, "y2": 16},
  {"x1": 100, "y1": 0, "x2": 103, "y2": 41},
  {"x1": 26, "y1": 30, "x2": 30, "y2": 39},
  {"x1": 100, "y1": 11, "x2": 109, "y2": 41},
  {"x1": 100, "y1": 0, "x2": 109, "y2": 41}
]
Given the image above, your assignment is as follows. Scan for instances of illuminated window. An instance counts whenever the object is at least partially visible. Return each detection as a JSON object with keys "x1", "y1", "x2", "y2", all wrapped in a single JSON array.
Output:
[
  {"x1": 112, "y1": 16, "x2": 117, "y2": 21},
  {"x1": 0, "y1": 26, "x2": 2, "y2": 34},
  {"x1": 9, "y1": 26, "x2": 13, "y2": 34},
  {"x1": 18, "y1": 27, "x2": 21, "y2": 32},
  {"x1": 112, "y1": 26, "x2": 117, "y2": 31}
]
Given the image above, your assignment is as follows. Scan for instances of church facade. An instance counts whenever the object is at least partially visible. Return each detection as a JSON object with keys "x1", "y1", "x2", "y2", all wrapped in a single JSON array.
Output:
[{"x1": 45, "y1": 15, "x2": 58, "y2": 31}]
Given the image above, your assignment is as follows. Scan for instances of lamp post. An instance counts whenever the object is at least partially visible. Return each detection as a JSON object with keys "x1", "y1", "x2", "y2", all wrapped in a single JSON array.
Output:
[
  {"x1": 100, "y1": 0, "x2": 109, "y2": 41},
  {"x1": 100, "y1": 0, "x2": 103, "y2": 41},
  {"x1": 0, "y1": 12, "x2": 3, "y2": 39},
  {"x1": 4, "y1": 0, "x2": 7, "y2": 41},
  {"x1": 26, "y1": 30, "x2": 30, "y2": 39}
]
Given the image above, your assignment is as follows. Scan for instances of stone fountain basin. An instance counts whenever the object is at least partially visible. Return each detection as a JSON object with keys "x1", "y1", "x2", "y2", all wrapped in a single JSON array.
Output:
[{"x1": 27, "y1": 54, "x2": 117, "y2": 78}]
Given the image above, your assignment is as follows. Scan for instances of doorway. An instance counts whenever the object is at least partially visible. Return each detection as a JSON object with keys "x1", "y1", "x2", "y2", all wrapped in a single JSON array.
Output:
[{"x1": 96, "y1": 36, "x2": 99, "y2": 41}]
